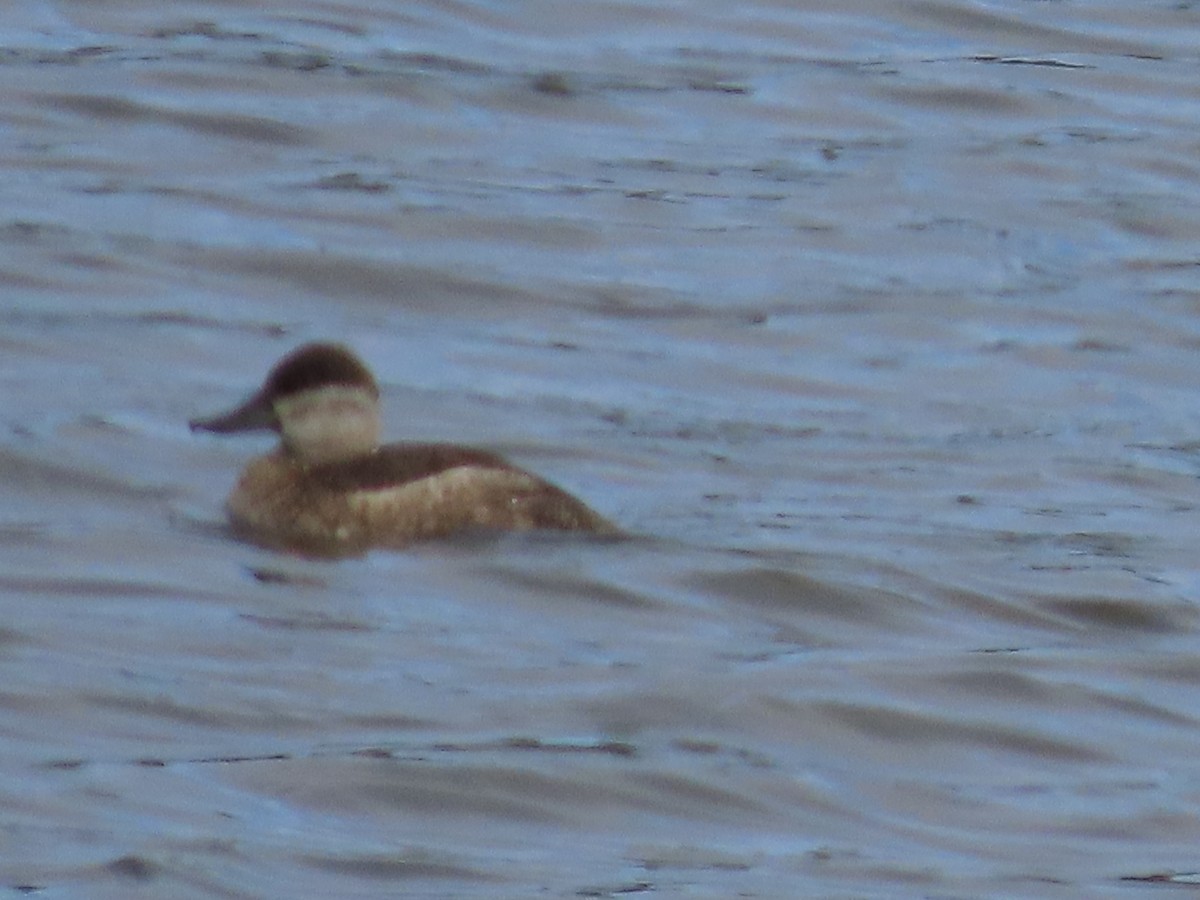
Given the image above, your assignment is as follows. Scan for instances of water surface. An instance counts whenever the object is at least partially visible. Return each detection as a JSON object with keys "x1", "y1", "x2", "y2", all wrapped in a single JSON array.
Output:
[{"x1": 2, "y1": 1, "x2": 1200, "y2": 896}]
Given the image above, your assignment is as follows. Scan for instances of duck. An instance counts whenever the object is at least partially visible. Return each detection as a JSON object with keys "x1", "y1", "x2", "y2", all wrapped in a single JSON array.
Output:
[{"x1": 189, "y1": 342, "x2": 614, "y2": 555}]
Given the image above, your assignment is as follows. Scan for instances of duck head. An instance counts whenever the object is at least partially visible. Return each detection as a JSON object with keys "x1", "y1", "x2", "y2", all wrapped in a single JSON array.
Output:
[{"x1": 190, "y1": 342, "x2": 381, "y2": 464}]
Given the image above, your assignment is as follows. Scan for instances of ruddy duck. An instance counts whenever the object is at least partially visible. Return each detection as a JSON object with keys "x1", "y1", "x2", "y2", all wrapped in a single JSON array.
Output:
[{"x1": 189, "y1": 342, "x2": 614, "y2": 555}]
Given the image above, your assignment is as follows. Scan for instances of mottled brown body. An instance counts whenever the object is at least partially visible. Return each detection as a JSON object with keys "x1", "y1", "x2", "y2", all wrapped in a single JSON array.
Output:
[{"x1": 227, "y1": 446, "x2": 612, "y2": 555}]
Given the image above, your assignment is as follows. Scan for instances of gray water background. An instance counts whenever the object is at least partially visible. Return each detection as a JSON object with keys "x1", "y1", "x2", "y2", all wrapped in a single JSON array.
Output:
[{"x1": 2, "y1": 1, "x2": 1200, "y2": 896}]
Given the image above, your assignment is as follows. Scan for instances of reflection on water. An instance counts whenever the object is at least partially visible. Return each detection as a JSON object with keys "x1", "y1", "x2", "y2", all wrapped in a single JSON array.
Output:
[{"x1": 2, "y1": 0, "x2": 1200, "y2": 895}]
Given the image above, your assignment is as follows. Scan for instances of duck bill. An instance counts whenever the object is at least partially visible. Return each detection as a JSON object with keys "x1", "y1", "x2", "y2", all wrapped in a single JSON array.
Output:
[{"x1": 189, "y1": 390, "x2": 276, "y2": 434}]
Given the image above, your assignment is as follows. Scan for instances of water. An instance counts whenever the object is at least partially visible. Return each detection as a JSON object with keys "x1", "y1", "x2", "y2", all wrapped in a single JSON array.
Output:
[{"x1": 2, "y1": 1, "x2": 1200, "y2": 896}]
